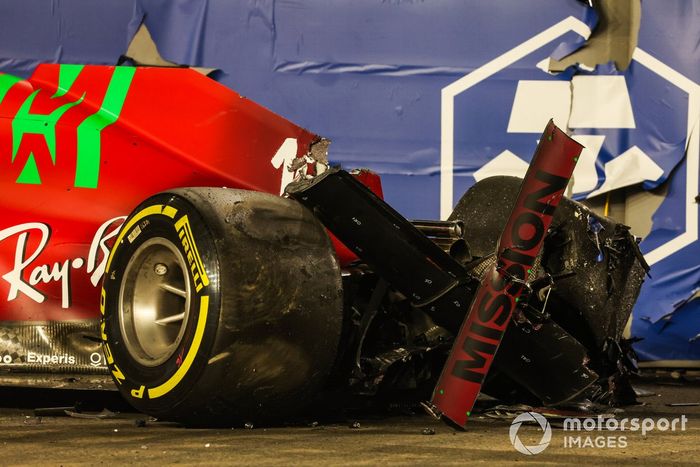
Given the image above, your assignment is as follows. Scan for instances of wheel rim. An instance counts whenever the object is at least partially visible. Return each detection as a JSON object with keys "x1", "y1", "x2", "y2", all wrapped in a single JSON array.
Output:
[{"x1": 119, "y1": 238, "x2": 191, "y2": 367}]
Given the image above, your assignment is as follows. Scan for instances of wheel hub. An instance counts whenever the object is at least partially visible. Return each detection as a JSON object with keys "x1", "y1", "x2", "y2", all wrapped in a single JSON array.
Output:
[{"x1": 119, "y1": 238, "x2": 191, "y2": 367}]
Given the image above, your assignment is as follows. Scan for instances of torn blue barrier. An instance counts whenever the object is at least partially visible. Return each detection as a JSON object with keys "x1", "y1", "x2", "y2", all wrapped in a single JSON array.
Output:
[{"x1": 634, "y1": 297, "x2": 700, "y2": 362}]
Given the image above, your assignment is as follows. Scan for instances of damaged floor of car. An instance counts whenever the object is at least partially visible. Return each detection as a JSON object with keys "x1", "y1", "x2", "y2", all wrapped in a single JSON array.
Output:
[{"x1": 1, "y1": 377, "x2": 699, "y2": 465}]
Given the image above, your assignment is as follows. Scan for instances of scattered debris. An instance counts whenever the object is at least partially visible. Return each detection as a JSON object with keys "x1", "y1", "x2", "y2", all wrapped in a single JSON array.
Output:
[
  {"x1": 421, "y1": 428, "x2": 436, "y2": 435},
  {"x1": 22, "y1": 416, "x2": 41, "y2": 425},
  {"x1": 482, "y1": 404, "x2": 534, "y2": 420},
  {"x1": 633, "y1": 386, "x2": 658, "y2": 398},
  {"x1": 420, "y1": 401, "x2": 442, "y2": 419},
  {"x1": 480, "y1": 403, "x2": 620, "y2": 422},
  {"x1": 349, "y1": 421, "x2": 361, "y2": 429},
  {"x1": 34, "y1": 404, "x2": 120, "y2": 420},
  {"x1": 65, "y1": 408, "x2": 116, "y2": 419},
  {"x1": 34, "y1": 406, "x2": 77, "y2": 417},
  {"x1": 205, "y1": 443, "x2": 211, "y2": 448},
  {"x1": 244, "y1": 422, "x2": 254, "y2": 430},
  {"x1": 309, "y1": 421, "x2": 319, "y2": 428}
]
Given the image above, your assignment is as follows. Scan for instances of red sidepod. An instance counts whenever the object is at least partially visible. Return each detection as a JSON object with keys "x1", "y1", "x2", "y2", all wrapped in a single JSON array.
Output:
[{"x1": 0, "y1": 65, "x2": 369, "y2": 321}]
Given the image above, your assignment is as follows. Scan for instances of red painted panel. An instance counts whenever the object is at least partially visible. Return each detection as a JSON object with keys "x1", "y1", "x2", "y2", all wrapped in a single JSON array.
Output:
[
  {"x1": 430, "y1": 121, "x2": 583, "y2": 428},
  {"x1": 0, "y1": 65, "x2": 326, "y2": 321}
]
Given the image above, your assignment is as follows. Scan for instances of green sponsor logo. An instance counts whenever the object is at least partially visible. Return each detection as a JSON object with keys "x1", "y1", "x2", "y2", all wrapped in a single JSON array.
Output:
[{"x1": 0, "y1": 65, "x2": 134, "y2": 188}]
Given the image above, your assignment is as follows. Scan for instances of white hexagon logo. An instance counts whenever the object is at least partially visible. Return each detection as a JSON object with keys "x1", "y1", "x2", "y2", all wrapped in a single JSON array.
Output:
[{"x1": 440, "y1": 16, "x2": 699, "y2": 267}]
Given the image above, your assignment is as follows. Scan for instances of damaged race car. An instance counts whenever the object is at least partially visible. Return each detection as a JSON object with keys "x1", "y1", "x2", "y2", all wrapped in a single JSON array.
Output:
[{"x1": 0, "y1": 64, "x2": 648, "y2": 427}]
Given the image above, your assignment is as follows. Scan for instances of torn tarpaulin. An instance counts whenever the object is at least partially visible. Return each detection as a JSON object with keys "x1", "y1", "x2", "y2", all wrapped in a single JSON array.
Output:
[
  {"x1": 0, "y1": 0, "x2": 138, "y2": 78},
  {"x1": 634, "y1": 297, "x2": 700, "y2": 362}
]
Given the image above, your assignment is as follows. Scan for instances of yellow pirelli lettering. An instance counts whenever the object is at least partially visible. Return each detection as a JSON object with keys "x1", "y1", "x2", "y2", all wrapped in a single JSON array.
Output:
[
  {"x1": 131, "y1": 385, "x2": 145, "y2": 399},
  {"x1": 174, "y1": 215, "x2": 210, "y2": 292},
  {"x1": 148, "y1": 295, "x2": 209, "y2": 399},
  {"x1": 111, "y1": 364, "x2": 126, "y2": 385},
  {"x1": 100, "y1": 321, "x2": 107, "y2": 341},
  {"x1": 103, "y1": 342, "x2": 114, "y2": 364},
  {"x1": 100, "y1": 288, "x2": 106, "y2": 315},
  {"x1": 105, "y1": 203, "x2": 178, "y2": 273},
  {"x1": 162, "y1": 205, "x2": 178, "y2": 218}
]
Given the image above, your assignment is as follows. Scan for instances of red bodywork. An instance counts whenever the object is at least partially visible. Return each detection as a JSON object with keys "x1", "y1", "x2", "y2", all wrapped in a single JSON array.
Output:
[{"x1": 0, "y1": 64, "x2": 369, "y2": 323}]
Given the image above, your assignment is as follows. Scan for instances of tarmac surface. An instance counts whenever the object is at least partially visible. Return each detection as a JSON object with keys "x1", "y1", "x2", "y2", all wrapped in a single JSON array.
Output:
[{"x1": 1, "y1": 377, "x2": 699, "y2": 465}]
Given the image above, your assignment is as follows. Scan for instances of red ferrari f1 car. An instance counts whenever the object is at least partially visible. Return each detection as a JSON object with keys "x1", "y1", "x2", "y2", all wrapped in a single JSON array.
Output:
[{"x1": 0, "y1": 65, "x2": 647, "y2": 426}]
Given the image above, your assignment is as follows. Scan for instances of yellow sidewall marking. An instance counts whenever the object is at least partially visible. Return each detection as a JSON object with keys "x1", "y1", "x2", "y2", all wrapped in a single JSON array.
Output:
[
  {"x1": 104, "y1": 203, "x2": 178, "y2": 274},
  {"x1": 175, "y1": 215, "x2": 210, "y2": 291},
  {"x1": 100, "y1": 289, "x2": 106, "y2": 315},
  {"x1": 162, "y1": 205, "x2": 177, "y2": 219},
  {"x1": 131, "y1": 385, "x2": 145, "y2": 399},
  {"x1": 148, "y1": 295, "x2": 209, "y2": 399},
  {"x1": 111, "y1": 364, "x2": 126, "y2": 385}
]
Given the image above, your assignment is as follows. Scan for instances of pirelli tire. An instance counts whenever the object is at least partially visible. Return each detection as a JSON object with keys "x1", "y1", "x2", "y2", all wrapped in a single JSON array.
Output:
[{"x1": 101, "y1": 188, "x2": 343, "y2": 426}]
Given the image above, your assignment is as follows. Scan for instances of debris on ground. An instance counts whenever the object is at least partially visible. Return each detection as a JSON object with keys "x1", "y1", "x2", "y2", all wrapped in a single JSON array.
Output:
[
  {"x1": 65, "y1": 408, "x2": 116, "y2": 419},
  {"x1": 481, "y1": 404, "x2": 533, "y2": 419},
  {"x1": 634, "y1": 386, "x2": 658, "y2": 397},
  {"x1": 480, "y1": 403, "x2": 621, "y2": 421},
  {"x1": 34, "y1": 403, "x2": 122, "y2": 420}
]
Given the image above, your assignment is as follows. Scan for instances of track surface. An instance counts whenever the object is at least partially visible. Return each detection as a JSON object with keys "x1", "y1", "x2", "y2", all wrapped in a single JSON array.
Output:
[{"x1": 1, "y1": 379, "x2": 699, "y2": 465}]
